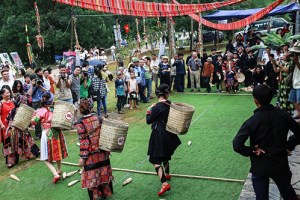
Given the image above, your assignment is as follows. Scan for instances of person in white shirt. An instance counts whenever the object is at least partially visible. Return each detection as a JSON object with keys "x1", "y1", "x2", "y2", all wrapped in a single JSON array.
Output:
[
  {"x1": 0, "y1": 69, "x2": 14, "y2": 90},
  {"x1": 99, "y1": 51, "x2": 108, "y2": 63},
  {"x1": 110, "y1": 45, "x2": 116, "y2": 61},
  {"x1": 43, "y1": 69, "x2": 51, "y2": 91},
  {"x1": 262, "y1": 47, "x2": 271, "y2": 65},
  {"x1": 150, "y1": 53, "x2": 160, "y2": 91}
]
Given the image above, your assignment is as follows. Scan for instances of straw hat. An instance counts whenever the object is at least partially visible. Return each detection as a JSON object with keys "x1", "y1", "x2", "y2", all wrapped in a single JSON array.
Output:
[
  {"x1": 289, "y1": 41, "x2": 300, "y2": 53},
  {"x1": 162, "y1": 56, "x2": 169, "y2": 60}
]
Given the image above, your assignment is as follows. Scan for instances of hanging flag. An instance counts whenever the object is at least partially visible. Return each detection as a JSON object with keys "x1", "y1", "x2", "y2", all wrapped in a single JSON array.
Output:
[
  {"x1": 34, "y1": 2, "x2": 44, "y2": 50},
  {"x1": 124, "y1": 24, "x2": 130, "y2": 33}
]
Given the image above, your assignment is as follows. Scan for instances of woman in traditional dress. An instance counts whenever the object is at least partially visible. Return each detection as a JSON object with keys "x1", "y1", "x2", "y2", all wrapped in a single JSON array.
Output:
[
  {"x1": 0, "y1": 87, "x2": 17, "y2": 167},
  {"x1": 75, "y1": 99, "x2": 113, "y2": 200},
  {"x1": 5, "y1": 80, "x2": 40, "y2": 164},
  {"x1": 275, "y1": 53, "x2": 294, "y2": 113},
  {"x1": 223, "y1": 54, "x2": 239, "y2": 93},
  {"x1": 146, "y1": 84, "x2": 181, "y2": 196},
  {"x1": 31, "y1": 91, "x2": 68, "y2": 183}
]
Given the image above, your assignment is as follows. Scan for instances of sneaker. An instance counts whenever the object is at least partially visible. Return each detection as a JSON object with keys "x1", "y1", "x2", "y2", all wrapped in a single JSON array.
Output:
[{"x1": 118, "y1": 111, "x2": 124, "y2": 114}]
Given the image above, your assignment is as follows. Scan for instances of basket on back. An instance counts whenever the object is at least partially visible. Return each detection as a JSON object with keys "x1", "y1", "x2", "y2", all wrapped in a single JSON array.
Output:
[
  {"x1": 12, "y1": 104, "x2": 35, "y2": 131},
  {"x1": 166, "y1": 102, "x2": 195, "y2": 135},
  {"x1": 52, "y1": 101, "x2": 76, "y2": 130},
  {"x1": 99, "y1": 119, "x2": 129, "y2": 153}
]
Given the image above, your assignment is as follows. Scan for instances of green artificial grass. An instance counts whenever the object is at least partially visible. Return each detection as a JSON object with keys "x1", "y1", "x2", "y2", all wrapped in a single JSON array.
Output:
[{"x1": 0, "y1": 93, "x2": 255, "y2": 200}]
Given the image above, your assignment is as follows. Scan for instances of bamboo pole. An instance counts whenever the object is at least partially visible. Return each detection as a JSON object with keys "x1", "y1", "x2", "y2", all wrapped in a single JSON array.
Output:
[{"x1": 36, "y1": 159, "x2": 244, "y2": 183}]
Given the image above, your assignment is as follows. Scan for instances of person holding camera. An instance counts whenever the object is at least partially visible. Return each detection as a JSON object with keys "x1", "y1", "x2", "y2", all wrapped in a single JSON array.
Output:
[
  {"x1": 28, "y1": 74, "x2": 47, "y2": 140},
  {"x1": 80, "y1": 68, "x2": 91, "y2": 99},
  {"x1": 56, "y1": 64, "x2": 73, "y2": 103}
]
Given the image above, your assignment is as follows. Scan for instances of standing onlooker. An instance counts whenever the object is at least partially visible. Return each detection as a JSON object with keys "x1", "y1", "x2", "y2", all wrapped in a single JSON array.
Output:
[
  {"x1": 233, "y1": 84, "x2": 300, "y2": 200},
  {"x1": 47, "y1": 67, "x2": 55, "y2": 95},
  {"x1": 158, "y1": 56, "x2": 171, "y2": 87},
  {"x1": 23, "y1": 74, "x2": 31, "y2": 94},
  {"x1": 244, "y1": 50, "x2": 257, "y2": 87},
  {"x1": 133, "y1": 58, "x2": 147, "y2": 103},
  {"x1": 128, "y1": 72, "x2": 139, "y2": 109},
  {"x1": 264, "y1": 54, "x2": 278, "y2": 96},
  {"x1": 150, "y1": 53, "x2": 160, "y2": 92},
  {"x1": 115, "y1": 72, "x2": 126, "y2": 114},
  {"x1": 212, "y1": 56, "x2": 224, "y2": 92},
  {"x1": 91, "y1": 67, "x2": 108, "y2": 118},
  {"x1": 43, "y1": 69, "x2": 51, "y2": 91},
  {"x1": 170, "y1": 54, "x2": 178, "y2": 92},
  {"x1": 0, "y1": 69, "x2": 14, "y2": 90},
  {"x1": 29, "y1": 74, "x2": 46, "y2": 140},
  {"x1": 289, "y1": 42, "x2": 300, "y2": 119},
  {"x1": 201, "y1": 57, "x2": 214, "y2": 93},
  {"x1": 186, "y1": 51, "x2": 194, "y2": 89},
  {"x1": 80, "y1": 68, "x2": 91, "y2": 99},
  {"x1": 56, "y1": 64, "x2": 73, "y2": 103},
  {"x1": 143, "y1": 56, "x2": 152, "y2": 101},
  {"x1": 18, "y1": 68, "x2": 26, "y2": 84},
  {"x1": 70, "y1": 66, "x2": 81, "y2": 104},
  {"x1": 188, "y1": 52, "x2": 201, "y2": 92},
  {"x1": 172, "y1": 53, "x2": 185, "y2": 92},
  {"x1": 110, "y1": 45, "x2": 116, "y2": 61}
]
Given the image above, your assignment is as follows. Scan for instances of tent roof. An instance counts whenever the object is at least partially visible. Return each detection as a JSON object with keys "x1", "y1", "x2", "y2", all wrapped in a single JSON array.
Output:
[{"x1": 203, "y1": 3, "x2": 300, "y2": 20}]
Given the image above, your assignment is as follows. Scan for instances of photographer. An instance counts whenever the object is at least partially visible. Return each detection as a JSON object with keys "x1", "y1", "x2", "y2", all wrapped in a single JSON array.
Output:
[
  {"x1": 28, "y1": 74, "x2": 46, "y2": 140},
  {"x1": 80, "y1": 68, "x2": 91, "y2": 99},
  {"x1": 56, "y1": 64, "x2": 73, "y2": 103}
]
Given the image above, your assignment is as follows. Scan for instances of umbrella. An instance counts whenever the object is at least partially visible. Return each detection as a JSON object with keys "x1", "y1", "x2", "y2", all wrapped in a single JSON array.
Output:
[{"x1": 88, "y1": 59, "x2": 105, "y2": 67}]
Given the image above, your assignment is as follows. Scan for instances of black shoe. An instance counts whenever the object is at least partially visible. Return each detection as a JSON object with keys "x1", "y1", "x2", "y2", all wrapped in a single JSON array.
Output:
[{"x1": 191, "y1": 89, "x2": 194, "y2": 92}]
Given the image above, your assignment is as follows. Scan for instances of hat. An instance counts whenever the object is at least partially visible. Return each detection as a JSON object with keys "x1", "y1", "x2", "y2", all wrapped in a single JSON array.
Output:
[
  {"x1": 207, "y1": 57, "x2": 212, "y2": 62},
  {"x1": 132, "y1": 57, "x2": 139, "y2": 63},
  {"x1": 41, "y1": 91, "x2": 54, "y2": 106},
  {"x1": 162, "y1": 56, "x2": 169, "y2": 60},
  {"x1": 155, "y1": 84, "x2": 169, "y2": 96},
  {"x1": 289, "y1": 41, "x2": 300, "y2": 53}
]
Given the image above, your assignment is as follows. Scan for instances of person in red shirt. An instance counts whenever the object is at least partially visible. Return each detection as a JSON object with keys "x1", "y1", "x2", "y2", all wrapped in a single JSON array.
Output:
[{"x1": 202, "y1": 57, "x2": 214, "y2": 93}]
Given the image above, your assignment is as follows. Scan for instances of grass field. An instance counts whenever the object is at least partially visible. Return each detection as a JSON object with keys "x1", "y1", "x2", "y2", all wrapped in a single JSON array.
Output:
[{"x1": 0, "y1": 91, "x2": 255, "y2": 200}]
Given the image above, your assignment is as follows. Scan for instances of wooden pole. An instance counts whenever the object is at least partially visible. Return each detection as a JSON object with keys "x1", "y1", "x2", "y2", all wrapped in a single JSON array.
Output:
[
  {"x1": 190, "y1": 0, "x2": 194, "y2": 51},
  {"x1": 198, "y1": 0, "x2": 203, "y2": 58},
  {"x1": 36, "y1": 159, "x2": 244, "y2": 183}
]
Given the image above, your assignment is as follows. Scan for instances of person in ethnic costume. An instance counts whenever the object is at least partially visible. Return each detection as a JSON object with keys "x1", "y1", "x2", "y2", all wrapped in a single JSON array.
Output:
[
  {"x1": 31, "y1": 92, "x2": 68, "y2": 183},
  {"x1": 146, "y1": 84, "x2": 181, "y2": 196},
  {"x1": 2, "y1": 82, "x2": 40, "y2": 168},
  {"x1": 223, "y1": 54, "x2": 239, "y2": 93},
  {"x1": 0, "y1": 87, "x2": 17, "y2": 167},
  {"x1": 75, "y1": 98, "x2": 113, "y2": 200}
]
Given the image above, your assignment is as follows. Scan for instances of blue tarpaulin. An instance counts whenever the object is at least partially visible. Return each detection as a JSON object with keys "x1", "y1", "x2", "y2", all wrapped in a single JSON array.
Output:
[{"x1": 203, "y1": 3, "x2": 300, "y2": 20}]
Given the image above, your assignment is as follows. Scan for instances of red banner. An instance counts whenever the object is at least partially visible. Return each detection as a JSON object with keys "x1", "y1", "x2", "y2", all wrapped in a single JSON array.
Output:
[
  {"x1": 187, "y1": 0, "x2": 284, "y2": 30},
  {"x1": 55, "y1": 0, "x2": 246, "y2": 17}
]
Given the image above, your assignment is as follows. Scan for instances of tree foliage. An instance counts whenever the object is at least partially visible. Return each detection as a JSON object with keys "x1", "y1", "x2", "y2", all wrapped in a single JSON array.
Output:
[{"x1": 0, "y1": 0, "x2": 287, "y2": 65}]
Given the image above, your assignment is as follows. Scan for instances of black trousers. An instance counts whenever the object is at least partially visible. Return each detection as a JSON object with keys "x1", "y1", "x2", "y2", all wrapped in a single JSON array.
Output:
[
  {"x1": 244, "y1": 71, "x2": 253, "y2": 87},
  {"x1": 176, "y1": 74, "x2": 185, "y2": 92},
  {"x1": 203, "y1": 76, "x2": 211, "y2": 92},
  {"x1": 252, "y1": 172, "x2": 298, "y2": 200},
  {"x1": 138, "y1": 83, "x2": 147, "y2": 102},
  {"x1": 32, "y1": 101, "x2": 42, "y2": 138},
  {"x1": 266, "y1": 77, "x2": 278, "y2": 95},
  {"x1": 117, "y1": 95, "x2": 125, "y2": 111}
]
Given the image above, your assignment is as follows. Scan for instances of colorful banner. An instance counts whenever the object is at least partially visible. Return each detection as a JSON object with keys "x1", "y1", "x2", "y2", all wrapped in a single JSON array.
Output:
[
  {"x1": 0, "y1": 53, "x2": 12, "y2": 65},
  {"x1": 10, "y1": 52, "x2": 24, "y2": 69},
  {"x1": 173, "y1": 0, "x2": 285, "y2": 30},
  {"x1": 55, "y1": 0, "x2": 246, "y2": 17}
]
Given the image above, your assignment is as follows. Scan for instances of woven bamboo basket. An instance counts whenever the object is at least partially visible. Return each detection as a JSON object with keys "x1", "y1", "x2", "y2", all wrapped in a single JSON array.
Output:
[
  {"x1": 52, "y1": 101, "x2": 76, "y2": 130},
  {"x1": 11, "y1": 104, "x2": 35, "y2": 131},
  {"x1": 166, "y1": 102, "x2": 195, "y2": 135},
  {"x1": 99, "y1": 119, "x2": 129, "y2": 153}
]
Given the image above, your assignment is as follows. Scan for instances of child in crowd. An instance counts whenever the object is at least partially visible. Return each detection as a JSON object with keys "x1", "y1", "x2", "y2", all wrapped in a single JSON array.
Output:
[
  {"x1": 115, "y1": 71, "x2": 126, "y2": 114},
  {"x1": 23, "y1": 74, "x2": 32, "y2": 94},
  {"x1": 128, "y1": 72, "x2": 139, "y2": 109}
]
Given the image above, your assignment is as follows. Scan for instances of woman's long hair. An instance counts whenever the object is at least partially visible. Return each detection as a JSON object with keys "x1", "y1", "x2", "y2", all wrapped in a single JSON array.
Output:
[{"x1": 12, "y1": 80, "x2": 23, "y2": 94}]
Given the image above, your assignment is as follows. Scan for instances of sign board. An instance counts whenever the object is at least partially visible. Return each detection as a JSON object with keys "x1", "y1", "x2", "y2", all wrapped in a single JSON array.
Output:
[
  {"x1": 10, "y1": 52, "x2": 24, "y2": 69},
  {"x1": 0, "y1": 53, "x2": 12, "y2": 65}
]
